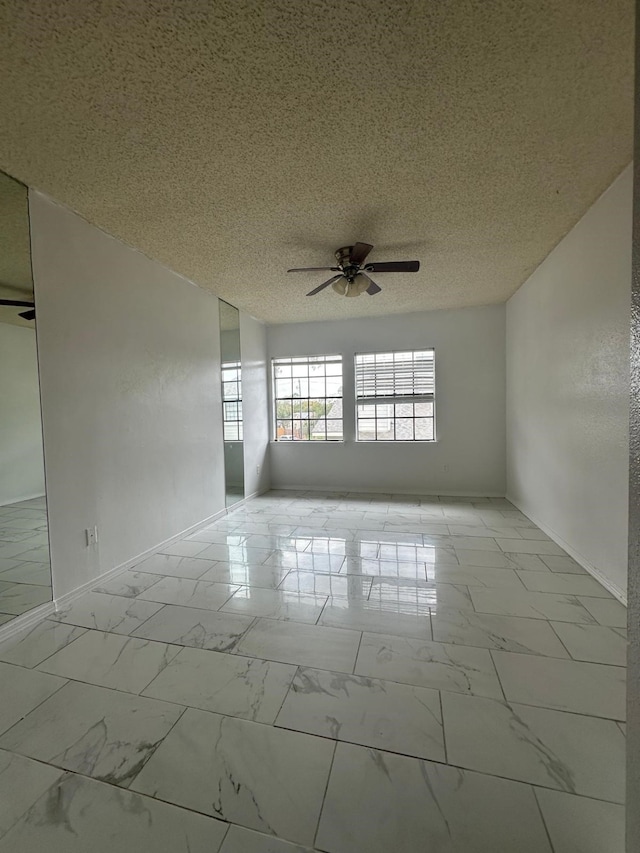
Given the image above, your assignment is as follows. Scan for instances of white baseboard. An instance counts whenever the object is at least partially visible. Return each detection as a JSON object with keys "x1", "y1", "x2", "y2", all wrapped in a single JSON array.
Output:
[
  {"x1": 0, "y1": 492, "x2": 271, "y2": 644},
  {"x1": 227, "y1": 487, "x2": 269, "y2": 510},
  {"x1": 0, "y1": 601, "x2": 57, "y2": 643},
  {"x1": 506, "y1": 493, "x2": 627, "y2": 605},
  {"x1": 48, "y1": 488, "x2": 269, "y2": 612},
  {"x1": 51, "y1": 507, "x2": 230, "y2": 611},
  {"x1": 0, "y1": 492, "x2": 47, "y2": 508},
  {"x1": 271, "y1": 484, "x2": 505, "y2": 498}
]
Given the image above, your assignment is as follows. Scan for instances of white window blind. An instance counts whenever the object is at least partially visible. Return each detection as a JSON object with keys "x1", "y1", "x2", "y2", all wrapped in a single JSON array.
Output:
[
  {"x1": 355, "y1": 350, "x2": 435, "y2": 403},
  {"x1": 355, "y1": 350, "x2": 435, "y2": 441}
]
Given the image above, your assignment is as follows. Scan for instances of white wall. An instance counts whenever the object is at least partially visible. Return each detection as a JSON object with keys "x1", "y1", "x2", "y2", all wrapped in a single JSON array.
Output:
[
  {"x1": 30, "y1": 191, "x2": 226, "y2": 599},
  {"x1": 506, "y1": 165, "x2": 631, "y2": 600},
  {"x1": 0, "y1": 322, "x2": 46, "y2": 505},
  {"x1": 241, "y1": 313, "x2": 270, "y2": 497},
  {"x1": 267, "y1": 305, "x2": 506, "y2": 495}
]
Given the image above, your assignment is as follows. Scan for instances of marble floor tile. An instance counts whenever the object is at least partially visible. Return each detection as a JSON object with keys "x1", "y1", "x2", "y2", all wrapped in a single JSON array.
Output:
[
  {"x1": 0, "y1": 749, "x2": 63, "y2": 838},
  {"x1": 516, "y1": 570, "x2": 612, "y2": 598},
  {"x1": 454, "y1": 549, "x2": 524, "y2": 568},
  {"x1": 448, "y1": 524, "x2": 523, "y2": 539},
  {"x1": 491, "y1": 651, "x2": 625, "y2": 719},
  {"x1": 378, "y1": 543, "x2": 459, "y2": 563},
  {"x1": 142, "y1": 646, "x2": 296, "y2": 723},
  {"x1": 496, "y1": 538, "x2": 565, "y2": 556},
  {"x1": 430, "y1": 608, "x2": 570, "y2": 656},
  {"x1": 450, "y1": 536, "x2": 502, "y2": 552},
  {"x1": 0, "y1": 620, "x2": 86, "y2": 668},
  {"x1": 578, "y1": 596, "x2": 627, "y2": 628},
  {"x1": 0, "y1": 541, "x2": 40, "y2": 559},
  {"x1": 131, "y1": 708, "x2": 334, "y2": 847},
  {"x1": 233, "y1": 618, "x2": 361, "y2": 672},
  {"x1": 131, "y1": 604, "x2": 255, "y2": 651},
  {"x1": 501, "y1": 552, "x2": 552, "y2": 571},
  {"x1": 199, "y1": 561, "x2": 291, "y2": 588},
  {"x1": 132, "y1": 553, "x2": 215, "y2": 579},
  {"x1": 541, "y1": 555, "x2": 588, "y2": 574},
  {"x1": 316, "y1": 742, "x2": 552, "y2": 853},
  {"x1": 319, "y1": 598, "x2": 432, "y2": 640},
  {"x1": 342, "y1": 557, "x2": 430, "y2": 580},
  {"x1": 424, "y1": 564, "x2": 526, "y2": 589},
  {"x1": 469, "y1": 588, "x2": 597, "y2": 623},
  {"x1": 186, "y1": 528, "x2": 248, "y2": 544},
  {"x1": 517, "y1": 527, "x2": 553, "y2": 540},
  {"x1": 196, "y1": 543, "x2": 275, "y2": 564},
  {"x1": 355, "y1": 632, "x2": 503, "y2": 698},
  {"x1": 0, "y1": 562, "x2": 51, "y2": 586},
  {"x1": 262, "y1": 551, "x2": 346, "y2": 572},
  {"x1": 550, "y1": 621, "x2": 627, "y2": 666},
  {"x1": 368, "y1": 578, "x2": 475, "y2": 611},
  {"x1": 220, "y1": 587, "x2": 327, "y2": 623},
  {"x1": 278, "y1": 570, "x2": 372, "y2": 599},
  {"x1": 92, "y1": 569, "x2": 163, "y2": 598},
  {"x1": 0, "y1": 530, "x2": 37, "y2": 544},
  {"x1": 0, "y1": 680, "x2": 183, "y2": 787},
  {"x1": 0, "y1": 661, "x2": 65, "y2": 735},
  {"x1": 0, "y1": 772, "x2": 228, "y2": 853},
  {"x1": 10, "y1": 546, "x2": 50, "y2": 563},
  {"x1": 37, "y1": 630, "x2": 182, "y2": 694},
  {"x1": 441, "y1": 692, "x2": 625, "y2": 802},
  {"x1": 158, "y1": 540, "x2": 211, "y2": 558},
  {"x1": 51, "y1": 592, "x2": 164, "y2": 634},
  {"x1": 306, "y1": 538, "x2": 376, "y2": 558},
  {"x1": 0, "y1": 583, "x2": 52, "y2": 615},
  {"x1": 0, "y1": 490, "x2": 628, "y2": 852},
  {"x1": 534, "y1": 788, "x2": 625, "y2": 853},
  {"x1": 276, "y1": 666, "x2": 445, "y2": 761},
  {"x1": 243, "y1": 534, "x2": 309, "y2": 552},
  {"x1": 137, "y1": 576, "x2": 239, "y2": 610},
  {"x1": 219, "y1": 825, "x2": 313, "y2": 853}
]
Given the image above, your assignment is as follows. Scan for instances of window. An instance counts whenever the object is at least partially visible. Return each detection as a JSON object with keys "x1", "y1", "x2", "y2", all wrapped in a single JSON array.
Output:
[
  {"x1": 355, "y1": 349, "x2": 435, "y2": 441},
  {"x1": 222, "y1": 361, "x2": 243, "y2": 441},
  {"x1": 272, "y1": 355, "x2": 343, "y2": 441}
]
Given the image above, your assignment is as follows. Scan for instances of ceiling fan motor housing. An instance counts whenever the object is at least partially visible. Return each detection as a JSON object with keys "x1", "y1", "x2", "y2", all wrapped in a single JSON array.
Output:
[{"x1": 335, "y1": 246, "x2": 359, "y2": 281}]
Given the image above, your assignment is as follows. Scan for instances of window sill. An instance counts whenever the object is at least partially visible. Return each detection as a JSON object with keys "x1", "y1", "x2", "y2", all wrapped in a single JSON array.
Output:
[
  {"x1": 270, "y1": 440, "x2": 345, "y2": 445},
  {"x1": 270, "y1": 440, "x2": 438, "y2": 445}
]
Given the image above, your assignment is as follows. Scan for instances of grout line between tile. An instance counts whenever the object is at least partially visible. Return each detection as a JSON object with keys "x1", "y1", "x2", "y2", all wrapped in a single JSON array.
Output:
[{"x1": 532, "y1": 786, "x2": 558, "y2": 853}]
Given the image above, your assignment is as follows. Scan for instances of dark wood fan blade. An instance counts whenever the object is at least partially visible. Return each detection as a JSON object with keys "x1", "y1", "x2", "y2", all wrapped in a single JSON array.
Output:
[
  {"x1": 350, "y1": 242, "x2": 374, "y2": 265},
  {"x1": 364, "y1": 260, "x2": 420, "y2": 273},
  {"x1": 19, "y1": 309, "x2": 36, "y2": 320},
  {"x1": 360, "y1": 273, "x2": 382, "y2": 296},
  {"x1": 288, "y1": 267, "x2": 340, "y2": 273},
  {"x1": 0, "y1": 298, "x2": 35, "y2": 307},
  {"x1": 306, "y1": 274, "x2": 343, "y2": 296}
]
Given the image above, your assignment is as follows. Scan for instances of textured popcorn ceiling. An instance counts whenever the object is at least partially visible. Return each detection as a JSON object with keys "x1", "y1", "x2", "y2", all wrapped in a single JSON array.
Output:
[{"x1": 0, "y1": 0, "x2": 633, "y2": 324}]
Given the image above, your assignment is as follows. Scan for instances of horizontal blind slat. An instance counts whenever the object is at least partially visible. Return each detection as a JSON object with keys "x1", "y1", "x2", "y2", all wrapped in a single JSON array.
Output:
[{"x1": 355, "y1": 350, "x2": 435, "y2": 398}]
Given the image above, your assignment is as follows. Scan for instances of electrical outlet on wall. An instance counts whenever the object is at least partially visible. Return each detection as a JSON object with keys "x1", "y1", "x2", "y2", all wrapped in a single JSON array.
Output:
[
  {"x1": 256, "y1": 465, "x2": 261, "y2": 475},
  {"x1": 443, "y1": 464, "x2": 449, "y2": 472},
  {"x1": 85, "y1": 526, "x2": 98, "y2": 547}
]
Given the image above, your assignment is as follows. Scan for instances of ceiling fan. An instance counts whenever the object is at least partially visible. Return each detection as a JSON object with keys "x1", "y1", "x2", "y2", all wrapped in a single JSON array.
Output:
[
  {"x1": 0, "y1": 298, "x2": 35, "y2": 320},
  {"x1": 287, "y1": 242, "x2": 420, "y2": 297}
]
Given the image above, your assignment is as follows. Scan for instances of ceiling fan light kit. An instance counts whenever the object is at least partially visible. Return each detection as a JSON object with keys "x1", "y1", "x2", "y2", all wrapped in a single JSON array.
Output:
[{"x1": 287, "y1": 242, "x2": 420, "y2": 298}]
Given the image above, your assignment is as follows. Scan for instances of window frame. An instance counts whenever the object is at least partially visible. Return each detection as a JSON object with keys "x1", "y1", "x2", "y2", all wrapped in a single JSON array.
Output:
[
  {"x1": 354, "y1": 348, "x2": 436, "y2": 443},
  {"x1": 221, "y1": 360, "x2": 243, "y2": 442},
  {"x1": 271, "y1": 354, "x2": 344, "y2": 442}
]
